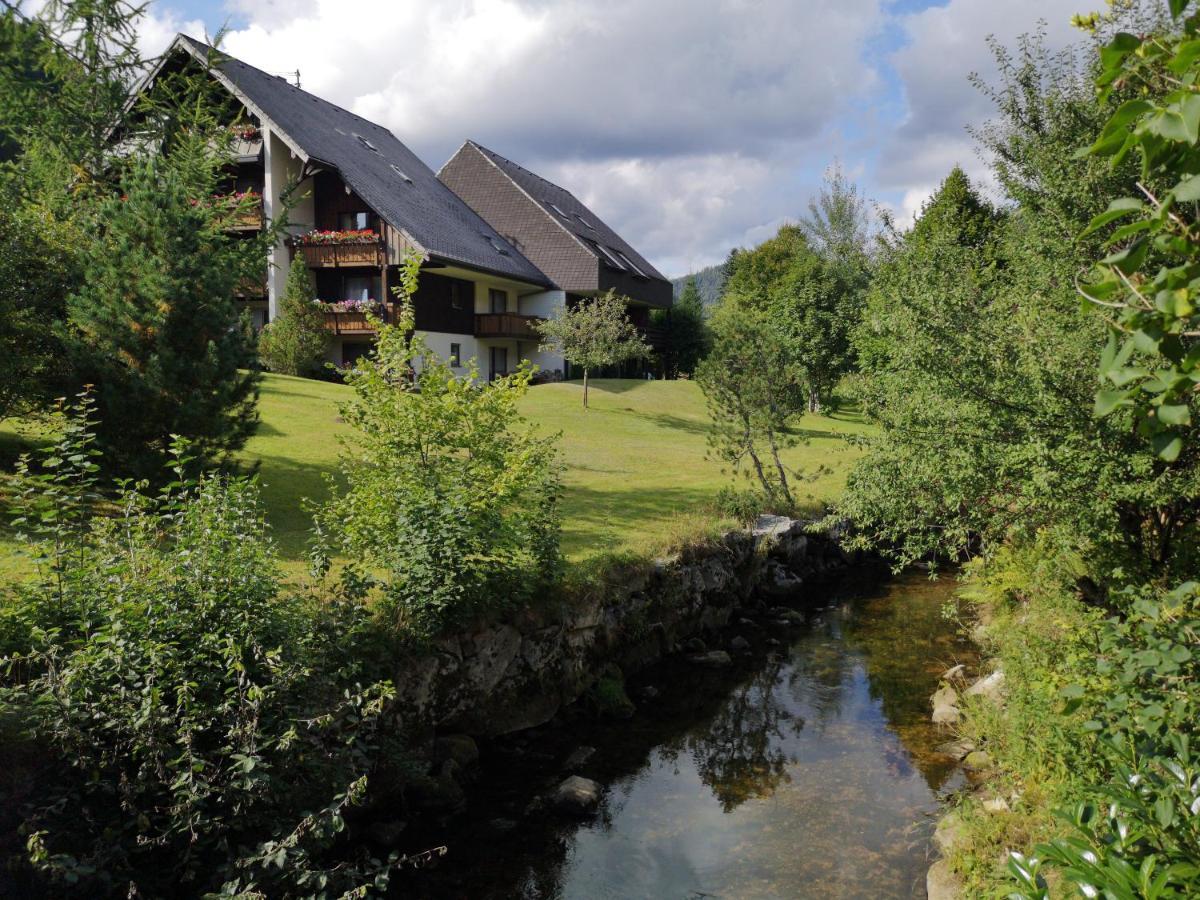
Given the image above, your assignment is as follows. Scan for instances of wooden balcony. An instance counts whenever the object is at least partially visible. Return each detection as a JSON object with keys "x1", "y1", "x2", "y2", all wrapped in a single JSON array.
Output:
[
  {"x1": 323, "y1": 303, "x2": 397, "y2": 335},
  {"x1": 229, "y1": 205, "x2": 264, "y2": 231},
  {"x1": 474, "y1": 312, "x2": 543, "y2": 341},
  {"x1": 296, "y1": 239, "x2": 381, "y2": 269},
  {"x1": 235, "y1": 274, "x2": 267, "y2": 297}
]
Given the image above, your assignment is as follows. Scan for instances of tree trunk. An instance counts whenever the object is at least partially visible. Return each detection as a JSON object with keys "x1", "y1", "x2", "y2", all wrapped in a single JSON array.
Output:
[
  {"x1": 766, "y1": 426, "x2": 795, "y2": 508},
  {"x1": 807, "y1": 387, "x2": 821, "y2": 414},
  {"x1": 583, "y1": 368, "x2": 589, "y2": 409}
]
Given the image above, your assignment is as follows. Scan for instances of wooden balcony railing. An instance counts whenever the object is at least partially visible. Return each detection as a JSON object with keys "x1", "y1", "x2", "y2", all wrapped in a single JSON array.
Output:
[
  {"x1": 474, "y1": 312, "x2": 543, "y2": 341},
  {"x1": 235, "y1": 274, "x2": 267, "y2": 297},
  {"x1": 323, "y1": 303, "x2": 397, "y2": 335},
  {"x1": 229, "y1": 205, "x2": 264, "y2": 231},
  {"x1": 296, "y1": 239, "x2": 382, "y2": 269}
]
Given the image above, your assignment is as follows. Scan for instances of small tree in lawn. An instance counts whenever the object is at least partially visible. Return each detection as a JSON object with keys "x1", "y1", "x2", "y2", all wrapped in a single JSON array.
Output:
[
  {"x1": 259, "y1": 261, "x2": 328, "y2": 377},
  {"x1": 537, "y1": 290, "x2": 651, "y2": 408},
  {"x1": 697, "y1": 299, "x2": 806, "y2": 509}
]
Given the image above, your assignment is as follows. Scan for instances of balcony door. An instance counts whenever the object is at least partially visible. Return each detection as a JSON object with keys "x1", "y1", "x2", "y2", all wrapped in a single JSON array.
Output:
[
  {"x1": 489, "y1": 346, "x2": 508, "y2": 382},
  {"x1": 489, "y1": 288, "x2": 507, "y2": 313}
]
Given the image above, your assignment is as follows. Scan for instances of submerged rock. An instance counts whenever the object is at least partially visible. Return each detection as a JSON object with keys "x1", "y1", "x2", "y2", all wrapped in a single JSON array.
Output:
[
  {"x1": 554, "y1": 775, "x2": 601, "y2": 815},
  {"x1": 682, "y1": 637, "x2": 708, "y2": 654},
  {"x1": 729, "y1": 635, "x2": 751, "y2": 653},
  {"x1": 934, "y1": 738, "x2": 975, "y2": 760}
]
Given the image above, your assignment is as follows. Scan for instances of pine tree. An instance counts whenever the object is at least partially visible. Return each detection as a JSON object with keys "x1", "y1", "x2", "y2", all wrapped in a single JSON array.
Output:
[
  {"x1": 64, "y1": 156, "x2": 261, "y2": 479},
  {"x1": 258, "y1": 262, "x2": 328, "y2": 377},
  {"x1": 655, "y1": 277, "x2": 709, "y2": 377}
]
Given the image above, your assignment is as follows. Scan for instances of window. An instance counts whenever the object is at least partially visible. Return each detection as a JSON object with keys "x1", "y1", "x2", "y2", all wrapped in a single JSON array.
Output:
[
  {"x1": 344, "y1": 275, "x2": 377, "y2": 302},
  {"x1": 338, "y1": 211, "x2": 371, "y2": 231},
  {"x1": 483, "y1": 233, "x2": 510, "y2": 256},
  {"x1": 450, "y1": 282, "x2": 465, "y2": 310},
  {"x1": 449, "y1": 343, "x2": 462, "y2": 367},
  {"x1": 489, "y1": 288, "x2": 507, "y2": 313},
  {"x1": 548, "y1": 202, "x2": 568, "y2": 217},
  {"x1": 593, "y1": 242, "x2": 626, "y2": 270},
  {"x1": 353, "y1": 133, "x2": 378, "y2": 152},
  {"x1": 615, "y1": 249, "x2": 647, "y2": 278},
  {"x1": 576, "y1": 214, "x2": 595, "y2": 230},
  {"x1": 389, "y1": 164, "x2": 413, "y2": 183}
]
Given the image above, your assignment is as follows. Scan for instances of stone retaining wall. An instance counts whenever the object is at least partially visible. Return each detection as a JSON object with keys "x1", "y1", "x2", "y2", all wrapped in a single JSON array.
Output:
[{"x1": 391, "y1": 516, "x2": 864, "y2": 739}]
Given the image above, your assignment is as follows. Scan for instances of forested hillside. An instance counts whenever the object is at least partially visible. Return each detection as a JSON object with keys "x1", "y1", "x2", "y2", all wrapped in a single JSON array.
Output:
[{"x1": 671, "y1": 262, "x2": 725, "y2": 308}]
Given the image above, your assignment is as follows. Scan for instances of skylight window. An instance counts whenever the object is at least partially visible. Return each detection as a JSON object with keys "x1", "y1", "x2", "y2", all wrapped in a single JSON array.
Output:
[
  {"x1": 615, "y1": 250, "x2": 647, "y2": 278},
  {"x1": 576, "y1": 214, "x2": 595, "y2": 230},
  {"x1": 484, "y1": 233, "x2": 510, "y2": 256},
  {"x1": 593, "y1": 243, "x2": 626, "y2": 270},
  {"x1": 390, "y1": 164, "x2": 413, "y2": 183},
  {"x1": 548, "y1": 202, "x2": 568, "y2": 217},
  {"x1": 353, "y1": 133, "x2": 378, "y2": 152}
]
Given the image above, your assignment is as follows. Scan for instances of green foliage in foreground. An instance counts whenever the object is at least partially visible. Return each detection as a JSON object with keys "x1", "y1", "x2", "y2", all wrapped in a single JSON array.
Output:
[
  {"x1": 315, "y1": 262, "x2": 562, "y2": 639},
  {"x1": 0, "y1": 396, "x2": 398, "y2": 896},
  {"x1": 258, "y1": 262, "x2": 328, "y2": 377}
]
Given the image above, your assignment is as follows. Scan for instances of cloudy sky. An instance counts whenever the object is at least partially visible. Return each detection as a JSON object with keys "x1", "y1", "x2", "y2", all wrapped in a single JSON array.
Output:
[{"x1": 134, "y1": 0, "x2": 1090, "y2": 276}]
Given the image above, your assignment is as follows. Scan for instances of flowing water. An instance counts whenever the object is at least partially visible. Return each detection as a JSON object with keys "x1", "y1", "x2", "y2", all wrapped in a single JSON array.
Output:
[{"x1": 401, "y1": 572, "x2": 975, "y2": 899}]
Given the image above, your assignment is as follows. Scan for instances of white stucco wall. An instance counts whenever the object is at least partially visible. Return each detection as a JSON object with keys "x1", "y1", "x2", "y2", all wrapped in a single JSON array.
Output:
[
  {"x1": 263, "y1": 129, "x2": 314, "y2": 320},
  {"x1": 519, "y1": 289, "x2": 566, "y2": 375}
]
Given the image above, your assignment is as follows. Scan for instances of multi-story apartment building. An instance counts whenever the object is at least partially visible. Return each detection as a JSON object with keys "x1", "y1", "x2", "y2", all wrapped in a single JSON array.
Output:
[{"x1": 141, "y1": 35, "x2": 673, "y2": 380}]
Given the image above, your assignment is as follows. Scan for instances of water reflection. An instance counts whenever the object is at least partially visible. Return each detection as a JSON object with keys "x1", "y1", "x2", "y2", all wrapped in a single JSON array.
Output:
[{"x1": 402, "y1": 573, "x2": 974, "y2": 899}]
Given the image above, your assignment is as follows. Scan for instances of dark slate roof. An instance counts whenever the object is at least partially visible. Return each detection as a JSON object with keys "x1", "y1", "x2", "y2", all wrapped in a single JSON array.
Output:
[
  {"x1": 462, "y1": 141, "x2": 669, "y2": 283},
  {"x1": 176, "y1": 36, "x2": 552, "y2": 287}
]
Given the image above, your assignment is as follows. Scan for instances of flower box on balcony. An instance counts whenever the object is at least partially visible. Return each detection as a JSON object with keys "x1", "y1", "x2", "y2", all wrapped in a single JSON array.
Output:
[{"x1": 295, "y1": 230, "x2": 381, "y2": 268}]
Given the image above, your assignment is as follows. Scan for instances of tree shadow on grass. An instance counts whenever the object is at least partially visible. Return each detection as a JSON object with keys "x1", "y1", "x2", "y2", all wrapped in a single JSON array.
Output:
[{"x1": 558, "y1": 482, "x2": 719, "y2": 558}]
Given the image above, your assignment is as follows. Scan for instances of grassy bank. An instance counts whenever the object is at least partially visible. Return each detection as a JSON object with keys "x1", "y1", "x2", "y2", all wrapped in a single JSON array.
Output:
[{"x1": 2, "y1": 375, "x2": 869, "y2": 576}]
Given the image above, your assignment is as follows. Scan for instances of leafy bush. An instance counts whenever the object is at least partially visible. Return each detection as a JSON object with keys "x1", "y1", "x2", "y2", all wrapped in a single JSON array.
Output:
[
  {"x1": 1009, "y1": 581, "x2": 1200, "y2": 899},
  {"x1": 314, "y1": 258, "x2": 562, "y2": 639},
  {"x1": 1, "y1": 397, "x2": 398, "y2": 897}
]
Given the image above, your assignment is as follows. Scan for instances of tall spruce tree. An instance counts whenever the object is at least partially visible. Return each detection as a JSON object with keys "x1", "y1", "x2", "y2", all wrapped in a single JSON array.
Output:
[{"x1": 65, "y1": 155, "x2": 261, "y2": 479}]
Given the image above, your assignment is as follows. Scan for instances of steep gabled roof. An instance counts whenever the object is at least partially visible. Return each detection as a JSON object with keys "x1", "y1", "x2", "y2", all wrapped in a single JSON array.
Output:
[
  {"x1": 456, "y1": 141, "x2": 668, "y2": 283},
  {"x1": 170, "y1": 36, "x2": 552, "y2": 287}
]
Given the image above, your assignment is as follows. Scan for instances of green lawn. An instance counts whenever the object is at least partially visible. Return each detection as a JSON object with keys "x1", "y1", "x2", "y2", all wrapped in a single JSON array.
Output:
[{"x1": 2, "y1": 375, "x2": 870, "y2": 575}]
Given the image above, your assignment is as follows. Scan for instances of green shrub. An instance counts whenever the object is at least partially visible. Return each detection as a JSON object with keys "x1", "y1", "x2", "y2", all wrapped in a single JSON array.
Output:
[
  {"x1": 314, "y1": 257, "x2": 562, "y2": 639},
  {"x1": 258, "y1": 262, "x2": 329, "y2": 377},
  {"x1": 1009, "y1": 581, "x2": 1200, "y2": 899},
  {"x1": 1, "y1": 399, "x2": 398, "y2": 896}
]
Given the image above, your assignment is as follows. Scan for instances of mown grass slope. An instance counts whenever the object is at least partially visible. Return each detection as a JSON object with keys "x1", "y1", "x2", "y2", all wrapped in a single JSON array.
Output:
[{"x1": 2, "y1": 374, "x2": 869, "y2": 574}]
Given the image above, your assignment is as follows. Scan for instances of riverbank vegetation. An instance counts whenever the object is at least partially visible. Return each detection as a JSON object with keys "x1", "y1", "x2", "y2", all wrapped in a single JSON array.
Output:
[{"x1": 831, "y1": 5, "x2": 1200, "y2": 895}]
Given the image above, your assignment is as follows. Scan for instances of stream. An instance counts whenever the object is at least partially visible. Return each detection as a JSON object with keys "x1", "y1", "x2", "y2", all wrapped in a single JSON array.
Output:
[{"x1": 398, "y1": 571, "x2": 976, "y2": 899}]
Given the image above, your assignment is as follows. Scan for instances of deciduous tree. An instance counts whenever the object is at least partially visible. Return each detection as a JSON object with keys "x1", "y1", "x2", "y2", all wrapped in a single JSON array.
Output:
[{"x1": 537, "y1": 290, "x2": 650, "y2": 408}]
